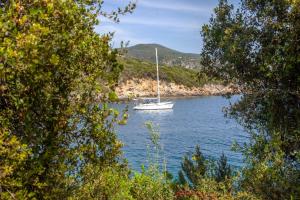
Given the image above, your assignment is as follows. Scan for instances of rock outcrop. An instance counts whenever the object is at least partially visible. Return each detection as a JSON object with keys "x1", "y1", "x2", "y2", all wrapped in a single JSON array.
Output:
[{"x1": 116, "y1": 78, "x2": 239, "y2": 99}]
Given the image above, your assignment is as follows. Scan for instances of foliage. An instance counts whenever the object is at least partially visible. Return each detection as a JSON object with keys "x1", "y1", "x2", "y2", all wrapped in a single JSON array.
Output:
[
  {"x1": 201, "y1": 0, "x2": 300, "y2": 199},
  {"x1": 70, "y1": 165, "x2": 174, "y2": 200},
  {"x1": 235, "y1": 131, "x2": 300, "y2": 199},
  {"x1": 130, "y1": 168, "x2": 174, "y2": 200},
  {"x1": 144, "y1": 121, "x2": 166, "y2": 170},
  {"x1": 175, "y1": 181, "x2": 260, "y2": 200},
  {"x1": 178, "y1": 146, "x2": 232, "y2": 187},
  {"x1": 67, "y1": 120, "x2": 176, "y2": 200},
  {"x1": 133, "y1": 121, "x2": 174, "y2": 200},
  {"x1": 70, "y1": 165, "x2": 133, "y2": 200},
  {"x1": 70, "y1": 164, "x2": 174, "y2": 200},
  {"x1": 0, "y1": 0, "x2": 134, "y2": 199},
  {"x1": 73, "y1": 122, "x2": 174, "y2": 200},
  {"x1": 176, "y1": 146, "x2": 259, "y2": 200},
  {"x1": 215, "y1": 153, "x2": 232, "y2": 183},
  {"x1": 178, "y1": 145, "x2": 207, "y2": 188},
  {"x1": 0, "y1": 131, "x2": 31, "y2": 199}
]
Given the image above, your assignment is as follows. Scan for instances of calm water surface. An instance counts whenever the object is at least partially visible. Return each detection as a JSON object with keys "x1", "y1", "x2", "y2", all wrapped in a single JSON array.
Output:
[{"x1": 116, "y1": 96, "x2": 248, "y2": 175}]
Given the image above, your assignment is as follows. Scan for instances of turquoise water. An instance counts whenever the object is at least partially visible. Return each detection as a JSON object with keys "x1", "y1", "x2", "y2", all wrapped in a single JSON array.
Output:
[{"x1": 116, "y1": 96, "x2": 248, "y2": 175}]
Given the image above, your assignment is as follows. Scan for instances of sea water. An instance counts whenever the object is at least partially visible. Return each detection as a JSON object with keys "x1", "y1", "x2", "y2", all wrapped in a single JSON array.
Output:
[{"x1": 116, "y1": 95, "x2": 248, "y2": 175}]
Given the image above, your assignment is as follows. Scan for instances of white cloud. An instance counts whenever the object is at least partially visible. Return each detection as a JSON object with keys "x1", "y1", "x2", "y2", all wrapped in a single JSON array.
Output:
[
  {"x1": 99, "y1": 16, "x2": 200, "y2": 30},
  {"x1": 95, "y1": 24, "x2": 126, "y2": 35},
  {"x1": 137, "y1": 0, "x2": 213, "y2": 13},
  {"x1": 122, "y1": 17, "x2": 199, "y2": 29},
  {"x1": 95, "y1": 24, "x2": 153, "y2": 47}
]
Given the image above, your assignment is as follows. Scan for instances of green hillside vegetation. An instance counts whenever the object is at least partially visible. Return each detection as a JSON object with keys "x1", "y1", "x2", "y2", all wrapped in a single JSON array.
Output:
[
  {"x1": 126, "y1": 44, "x2": 199, "y2": 60},
  {"x1": 119, "y1": 57, "x2": 215, "y2": 88},
  {"x1": 125, "y1": 44, "x2": 201, "y2": 68}
]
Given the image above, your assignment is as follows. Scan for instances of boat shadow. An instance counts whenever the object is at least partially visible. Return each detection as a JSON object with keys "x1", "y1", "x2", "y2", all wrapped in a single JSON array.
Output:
[{"x1": 135, "y1": 109, "x2": 173, "y2": 115}]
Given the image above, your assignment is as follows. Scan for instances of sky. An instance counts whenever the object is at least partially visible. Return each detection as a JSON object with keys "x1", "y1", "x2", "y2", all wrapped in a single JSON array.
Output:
[{"x1": 95, "y1": 0, "x2": 239, "y2": 54}]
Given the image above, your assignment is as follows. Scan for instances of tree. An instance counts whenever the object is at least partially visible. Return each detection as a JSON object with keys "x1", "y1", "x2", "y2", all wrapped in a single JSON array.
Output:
[
  {"x1": 0, "y1": 0, "x2": 135, "y2": 199},
  {"x1": 178, "y1": 145, "x2": 207, "y2": 188},
  {"x1": 201, "y1": 0, "x2": 300, "y2": 199},
  {"x1": 215, "y1": 153, "x2": 231, "y2": 183},
  {"x1": 176, "y1": 146, "x2": 239, "y2": 200}
]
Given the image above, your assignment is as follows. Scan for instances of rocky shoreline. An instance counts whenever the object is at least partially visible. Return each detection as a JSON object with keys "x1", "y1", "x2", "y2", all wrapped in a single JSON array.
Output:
[{"x1": 116, "y1": 78, "x2": 239, "y2": 99}]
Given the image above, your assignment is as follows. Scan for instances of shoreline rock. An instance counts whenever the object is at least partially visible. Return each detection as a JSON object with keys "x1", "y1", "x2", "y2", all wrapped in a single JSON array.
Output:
[{"x1": 116, "y1": 78, "x2": 239, "y2": 99}]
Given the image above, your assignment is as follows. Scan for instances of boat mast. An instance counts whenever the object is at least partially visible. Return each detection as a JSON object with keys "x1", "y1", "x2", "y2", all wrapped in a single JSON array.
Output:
[{"x1": 155, "y1": 48, "x2": 160, "y2": 103}]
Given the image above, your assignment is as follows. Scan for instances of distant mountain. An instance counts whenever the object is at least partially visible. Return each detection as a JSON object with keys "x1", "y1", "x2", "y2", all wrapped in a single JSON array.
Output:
[{"x1": 124, "y1": 44, "x2": 201, "y2": 69}]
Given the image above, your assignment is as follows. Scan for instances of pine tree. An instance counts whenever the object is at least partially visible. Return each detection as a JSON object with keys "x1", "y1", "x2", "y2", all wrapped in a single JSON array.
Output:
[
  {"x1": 215, "y1": 153, "x2": 231, "y2": 182},
  {"x1": 178, "y1": 145, "x2": 207, "y2": 187}
]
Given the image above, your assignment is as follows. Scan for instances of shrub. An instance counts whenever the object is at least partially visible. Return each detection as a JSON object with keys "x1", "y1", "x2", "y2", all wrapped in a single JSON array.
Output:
[
  {"x1": 130, "y1": 168, "x2": 174, "y2": 200},
  {"x1": 70, "y1": 165, "x2": 133, "y2": 200}
]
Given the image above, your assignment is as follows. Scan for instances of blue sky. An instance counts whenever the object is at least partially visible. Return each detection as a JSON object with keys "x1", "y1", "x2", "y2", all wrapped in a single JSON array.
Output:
[{"x1": 95, "y1": 0, "x2": 239, "y2": 54}]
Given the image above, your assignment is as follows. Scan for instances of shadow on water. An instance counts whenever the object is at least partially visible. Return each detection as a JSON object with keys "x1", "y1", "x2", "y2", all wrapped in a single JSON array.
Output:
[
  {"x1": 135, "y1": 109, "x2": 173, "y2": 114},
  {"x1": 134, "y1": 109, "x2": 174, "y2": 119}
]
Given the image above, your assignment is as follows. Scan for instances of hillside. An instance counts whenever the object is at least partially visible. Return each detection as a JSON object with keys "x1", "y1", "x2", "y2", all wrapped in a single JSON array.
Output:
[
  {"x1": 116, "y1": 57, "x2": 238, "y2": 98},
  {"x1": 118, "y1": 57, "x2": 208, "y2": 88},
  {"x1": 124, "y1": 44, "x2": 201, "y2": 69}
]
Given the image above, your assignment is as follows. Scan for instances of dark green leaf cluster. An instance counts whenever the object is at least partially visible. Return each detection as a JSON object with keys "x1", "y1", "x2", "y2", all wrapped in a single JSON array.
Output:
[
  {"x1": 215, "y1": 153, "x2": 232, "y2": 183},
  {"x1": 178, "y1": 145, "x2": 232, "y2": 188},
  {"x1": 201, "y1": 0, "x2": 300, "y2": 199},
  {"x1": 174, "y1": 146, "x2": 253, "y2": 200}
]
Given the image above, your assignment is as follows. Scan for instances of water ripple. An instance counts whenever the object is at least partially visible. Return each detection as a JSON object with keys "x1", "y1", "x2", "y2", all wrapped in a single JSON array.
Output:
[{"x1": 116, "y1": 96, "x2": 247, "y2": 175}]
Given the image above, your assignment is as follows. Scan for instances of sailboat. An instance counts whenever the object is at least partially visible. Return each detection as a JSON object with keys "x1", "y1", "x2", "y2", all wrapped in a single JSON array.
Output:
[{"x1": 133, "y1": 48, "x2": 174, "y2": 110}]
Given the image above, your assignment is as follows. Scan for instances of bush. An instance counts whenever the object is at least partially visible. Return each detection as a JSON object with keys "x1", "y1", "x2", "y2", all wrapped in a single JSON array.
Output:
[
  {"x1": 0, "y1": 0, "x2": 134, "y2": 198},
  {"x1": 130, "y1": 168, "x2": 174, "y2": 200},
  {"x1": 70, "y1": 165, "x2": 133, "y2": 200},
  {"x1": 69, "y1": 164, "x2": 174, "y2": 200},
  {"x1": 175, "y1": 145, "x2": 261, "y2": 200},
  {"x1": 70, "y1": 121, "x2": 174, "y2": 200}
]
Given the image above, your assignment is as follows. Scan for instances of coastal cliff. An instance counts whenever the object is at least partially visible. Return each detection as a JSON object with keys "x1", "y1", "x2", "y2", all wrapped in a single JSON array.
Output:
[
  {"x1": 117, "y1": 55, "x2": 239, "y2": 99},
  {"x1": 116, "y1": 78, "x2": 239, "y2": 99}
]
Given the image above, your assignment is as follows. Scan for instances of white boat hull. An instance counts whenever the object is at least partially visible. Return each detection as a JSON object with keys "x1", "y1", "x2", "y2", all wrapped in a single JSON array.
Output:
[{"x1": 133, "y1": 102, "x2": 174, "y2": 110}]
